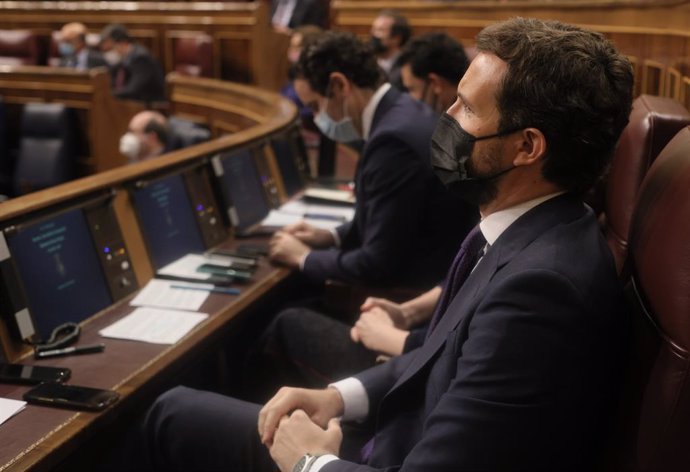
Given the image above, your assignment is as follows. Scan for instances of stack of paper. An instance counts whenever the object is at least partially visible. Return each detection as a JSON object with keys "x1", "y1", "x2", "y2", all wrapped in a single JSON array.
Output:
[
  {"x1": 99, "y1": 307, "x2": 208, "y2": 345},
  {"x1": 0, "y1": 398, "x2": 26, "y2": 425}
]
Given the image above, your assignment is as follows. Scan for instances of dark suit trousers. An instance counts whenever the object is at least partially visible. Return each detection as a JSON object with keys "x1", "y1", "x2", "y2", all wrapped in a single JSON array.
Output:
[
  {"x1": 142, "y1": 386, "x2": 275, "y2": 472},
  {"x1": 141, "y1": 386, "x2": 369, "y2": 472},
  {"x1": 244, "y1": 308, "x2": 378, "y2": 400}
]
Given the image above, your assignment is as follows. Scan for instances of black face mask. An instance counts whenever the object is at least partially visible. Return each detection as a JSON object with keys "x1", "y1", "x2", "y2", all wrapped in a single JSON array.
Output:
[
  {"x1": 430, "y1": 112, "x2": 520, "y2": 204},
  {"x1": 369, "y1": 36, "x2": 388, "y2": 55}
]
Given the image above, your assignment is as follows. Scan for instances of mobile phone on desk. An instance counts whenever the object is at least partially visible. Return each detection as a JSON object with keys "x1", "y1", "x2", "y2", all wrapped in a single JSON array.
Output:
[
  {"x1": 155, "y1": 272, "x2": 235, "y2": 286},
  {"x1": 236, "y1": 243, "x2": 269, "y2": 257},
  {"x1": 0, "y1": 363, "x2": 71, "y2": 385},
  {"x1": 23, "y1": 382, "x2": 119, "y2": 411},
  {"x1": 196, "y1": 263, "x2": 253, "y2": 281}
]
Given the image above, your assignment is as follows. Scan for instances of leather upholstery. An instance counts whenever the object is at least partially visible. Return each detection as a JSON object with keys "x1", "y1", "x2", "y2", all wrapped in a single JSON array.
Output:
[
  {"x1": 0, "y1": 29, "x2": 42, "y2": 65},
  {"x1": 13, "y1": 103, "x2": 77, "y2": 195},
  {"x1": 602, "y1": 95, "x2": 690, "y2": 273},
  {"x1": 610, "y1": 126, "x2": 690, "y2": 472},
  {"x1": 173, "y1": 34, "x2": 213, "y2": 78}
]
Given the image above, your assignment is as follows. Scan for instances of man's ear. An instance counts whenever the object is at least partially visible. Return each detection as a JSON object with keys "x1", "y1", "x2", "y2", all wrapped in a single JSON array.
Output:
[
  {"x1": 513, "y1": 128, "x2": 547, "y2": 167},
  {"x1": 427, "y1": 73, "x2": 443, "y2": 95},
  {"x1": 328, "y1": 72, "x2": 351, "y2": 99}
]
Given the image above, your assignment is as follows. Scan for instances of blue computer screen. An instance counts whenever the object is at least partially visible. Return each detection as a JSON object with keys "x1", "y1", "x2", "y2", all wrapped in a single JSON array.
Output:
[
  {"x1": 132, "y1": 173, "x2": 205, "y2": 268},
  {"x1": 6, "y1": 208, "x2": 112, "y2": 339},
  {"x1": 220, "y1": 149, "x2": 270, "y2": 231},
  {"x1": 271, "y1": 138, "x2": 303, "y2": 198}
]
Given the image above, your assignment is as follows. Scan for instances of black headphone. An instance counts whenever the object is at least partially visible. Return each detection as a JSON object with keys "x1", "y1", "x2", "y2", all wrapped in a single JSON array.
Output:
[{"x1": 33, "y1": 322, "x2": 81, "y2": 353}]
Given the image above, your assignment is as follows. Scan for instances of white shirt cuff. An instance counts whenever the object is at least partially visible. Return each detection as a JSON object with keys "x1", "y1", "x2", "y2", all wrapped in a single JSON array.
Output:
[
  {"x1": 299, "y1": 251, "x2": 311, "y2": 271},
  {"x1": 329, "y1": 378, "x2": 368, "y2": 421},
  {"x1": 309, "y1": 454, "x2": 339, "y2": 472},
  {"x1": 329, "y1": 228, "x2": 341, "y2": 248}
]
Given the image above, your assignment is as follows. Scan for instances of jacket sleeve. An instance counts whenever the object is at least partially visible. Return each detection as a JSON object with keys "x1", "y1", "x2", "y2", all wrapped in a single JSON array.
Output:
[
  {"x1": 323, "y1": 268, "x2": 618, "y2": 471},
  {"x1": 114, "y1": 54, "x2": 158, "y2": 100},
  {"x1": 302, "y1": 137, "x2": 428, "y2": 284}
]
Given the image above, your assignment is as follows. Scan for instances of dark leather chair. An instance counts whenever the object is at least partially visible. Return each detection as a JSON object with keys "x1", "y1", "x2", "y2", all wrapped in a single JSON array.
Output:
[
  {"x1": 167, "y1": 116, "x2": 211, "y2": 150},
  {"x1": 0, "y1": 96, "x2": 10, "y2": 197},
  {"x1": 13, "y1": 103, "x2": 78, "y2": 195},
  {"x1": 173, "y1": 34, "x2": 213, "y2": 78},
  {"x1": 0, "y1": 30, "x2": 42, "y2": 65},
  {"x1": 600, "y1": 94, "x2": 690, "y2": 274},
  {"x1": 605, "y1": 126, "x2": 690, "y2": 472}
]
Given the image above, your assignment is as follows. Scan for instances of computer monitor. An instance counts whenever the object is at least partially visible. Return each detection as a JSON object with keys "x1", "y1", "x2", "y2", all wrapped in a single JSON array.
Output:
[
  {"x1": 4, "y1": 207, "x2": 113, "y2": 339},
  {"x1": 271, "y1": 129, "x2": 309, "y2": 198},
  {"x1": 213, "y1": 148, "x2": 271, "y2": 232},
  {"x1": 131, "y1": 172, "x2": 206, "y2": 269}
]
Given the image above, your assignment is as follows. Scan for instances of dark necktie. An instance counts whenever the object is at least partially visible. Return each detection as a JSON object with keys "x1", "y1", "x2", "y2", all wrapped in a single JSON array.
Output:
[
  {"x1": 359, "y1": 227, "x2": 486, "y2": 464},
  {"x1": 426, "y1": 225, "x2": 487, "y2": 338},
  {"x1": 115, "y1": 66, "x2": 126, "y2": 90}
]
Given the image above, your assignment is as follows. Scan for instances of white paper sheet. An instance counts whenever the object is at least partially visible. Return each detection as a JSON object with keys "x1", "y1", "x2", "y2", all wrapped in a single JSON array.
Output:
[
  {"x1": 0, "y1": 398, "x2": 26, "y2": 425},
  {"x1": 260, "y1": 200, "x2": 355, "y2": 230},
  {"x1": 130, "y1": 279, "x2": 210, "y2": 311},
  {"x1": 157, "y1": 254, "x2": 215, "y2": 280},
  {"x1": 99, "y1": 307, "x2": 208, "y2": 345},
  {"x1": 303, "y1": 187, "x2": 356, "y2": 205}
]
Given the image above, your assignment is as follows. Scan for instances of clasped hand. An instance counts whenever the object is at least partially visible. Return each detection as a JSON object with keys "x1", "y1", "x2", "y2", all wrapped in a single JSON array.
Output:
[
  {"x1": 269, "y1": 221, "x2": 335, "y2": 268},
  {"x1": 258, "y1": 387, "x2": 344, "y2": 471}
]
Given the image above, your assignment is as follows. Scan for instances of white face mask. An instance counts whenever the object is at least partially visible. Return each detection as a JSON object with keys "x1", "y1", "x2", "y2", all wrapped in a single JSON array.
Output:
[
  {"x1": 103, "y1": 49, "x2": 121, "y2": 66},
  {"x1": 120, "y1": 132, "x2": 141, "y2": 162},
  {"x1": 314, "y1": 96, "x2": 361, "y2": 144}
]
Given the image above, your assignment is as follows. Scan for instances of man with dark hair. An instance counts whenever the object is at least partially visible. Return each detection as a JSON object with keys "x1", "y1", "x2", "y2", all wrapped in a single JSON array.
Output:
[
  {"x1": 56, "y1": 22, "x2": 106, "y2": 70},
  {"x1": 137, "y1": 18, "x2": 633, "y2": 472},
  {"x1": 269, "y1": 31, "x2": 473, "y2": 288},
  {"x1": 396, "y1": 32, "x2": 469, "y2": 113},
  {"x1": 120, "y1": 110, "x2": 170, "y2": 163},
  {"x1": 100, "y1": 23, "x2": 165, "y2": 102},
  {"x1": 369, "y1": 10, "x2": 411, "y2": 89}
]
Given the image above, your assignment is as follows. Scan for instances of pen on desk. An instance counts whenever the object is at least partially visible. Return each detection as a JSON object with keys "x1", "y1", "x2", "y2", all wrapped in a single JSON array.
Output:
[
  {"x1": 303, "y1": 213, "x2": 347, "y2": 222},
  {"x1": 170, "y1": 284, "x2": 241, "y2": 296},
  {"x1": 35, "y1": 343, "x2": 106, "y2": 359}
]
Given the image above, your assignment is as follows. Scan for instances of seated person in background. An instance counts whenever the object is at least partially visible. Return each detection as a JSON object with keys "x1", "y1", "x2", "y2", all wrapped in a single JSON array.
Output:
[
  {"x1": 271, "y1": 0, "x2": 329, "y2": 34},
  {"x1": 282, "y1": 25, "x2": 323, "y2": 122},
  {"x1": 57, "y1": 22, "x2": 106, "y2": 70},
  {"x1": 120, "y1": 110, "x2": 170, "y2": 163},
  {"x1": 100, "y1": 23, "x2": 165, "y2": 102},
  {"x1": 269, "y1": 31, "x2": 476, "y2": 288},
  {"x1": 137, "y1": 17, "x2": 633, "y2": 472},
  {"x1": 369, "y1": 9, "x2": 411, "y2": 90},
  {"x1": 397, "y1": 32, "x2": 470, "y2": 114}
]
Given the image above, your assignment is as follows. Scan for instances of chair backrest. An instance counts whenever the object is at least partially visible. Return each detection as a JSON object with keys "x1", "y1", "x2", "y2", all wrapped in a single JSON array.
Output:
[
  {"x1": 13, "y1": 103, "x2": 78, "y2": 195},
  {"x1": 0, "y1": 30, "x2": 42, "y2": 66},
  {"x1": 173, "y1": 34, "x2": 213, "y2": 78},
  {"x1": 601, "y1": 94, "x2": 690, "y2": 274},
  {"x1": 167, "y1": 116, "x2": 211, "y2": 150},
  {"x1": 611, "y1": 126, "x2": 690, "y2": 472}
]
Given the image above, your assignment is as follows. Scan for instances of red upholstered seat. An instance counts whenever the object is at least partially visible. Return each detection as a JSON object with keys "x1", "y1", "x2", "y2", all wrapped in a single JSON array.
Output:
[
  {"x1": 605, "y1": 126, "x2": 690, "y2": 472},
  {"x1": 173, "y1": 34, "x2": 213, "y2": 78},
  {"x1": 0, "y1": 30, "x2": 42, "y2": 65},
  {"x1": 601, "y1": 95, "x2": 690, "y2": 273}
]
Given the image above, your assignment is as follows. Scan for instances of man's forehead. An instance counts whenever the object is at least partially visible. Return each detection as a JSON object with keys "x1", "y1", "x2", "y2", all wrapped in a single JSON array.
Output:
[
  {"x1": 294, "y1": 78, "x2": 324, "y2": 102},
  {"x1": 458, "y1": 53, "x2": 507, "y2": 109}
]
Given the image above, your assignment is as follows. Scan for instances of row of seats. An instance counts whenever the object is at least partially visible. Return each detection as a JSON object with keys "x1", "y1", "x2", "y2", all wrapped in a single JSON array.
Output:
[
  {"x1": 0, "y1": 101, "x2": 212, "y2": 199},
  {"x1": 0, "y1": 29, "x2": 214, "y2": 78},
  {"x1": 586, "y1": 93, "x2": 690, "y2": 470}
]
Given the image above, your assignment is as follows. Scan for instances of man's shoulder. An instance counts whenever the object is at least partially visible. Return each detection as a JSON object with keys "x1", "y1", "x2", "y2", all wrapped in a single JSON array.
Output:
[{"x1": 370, "y1": 91, "x2": 437, "y2": 142}]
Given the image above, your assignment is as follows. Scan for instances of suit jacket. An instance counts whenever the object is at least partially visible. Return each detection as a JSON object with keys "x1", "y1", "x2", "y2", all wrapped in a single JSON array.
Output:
[
  {"x1": 112, "y1": 44, "x2": 165, "y2": 102},
  {"x1": 325, "y1": 194, "x2": 628, "y2": 471},
  {"x1": 59, "y1": 48, "x2": 107, "y2": 70},
  {"x1": 303, "y1": 88, "x2": 477, "y2": 287},
  {"x1": 271, "y1": 0, "x2": 328, "y2": 29}
]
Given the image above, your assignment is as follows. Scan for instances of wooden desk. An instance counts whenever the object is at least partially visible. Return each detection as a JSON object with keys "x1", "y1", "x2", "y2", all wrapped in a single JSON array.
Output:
[
  {"x1": 0, "y1": 77, "x2": 298, "y2": 471},
  {"x1": 0, "y1": 238, "x2": 291, "y2": 472}
]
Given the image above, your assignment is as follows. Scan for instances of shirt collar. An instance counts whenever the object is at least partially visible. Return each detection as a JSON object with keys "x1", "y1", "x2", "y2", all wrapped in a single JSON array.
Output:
[
  {"x1": 479, "y1": 192, "x2": 566, "y2": 246},
  {"x1": 377, "y1": 52, "x2": 400, "y2": 74},
  {"x1": 361, "y1": 83, "x2": 391, "y2": 141}
]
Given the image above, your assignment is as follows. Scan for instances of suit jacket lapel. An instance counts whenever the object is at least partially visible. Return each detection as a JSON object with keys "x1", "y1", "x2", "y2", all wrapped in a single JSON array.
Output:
[{"x1": 386, "y1": 194, "x2": 586, "y2": 393}]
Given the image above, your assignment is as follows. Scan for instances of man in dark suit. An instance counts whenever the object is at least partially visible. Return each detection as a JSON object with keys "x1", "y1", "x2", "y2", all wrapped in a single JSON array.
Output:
[
  {"x1": 369, "y1": 10, "x2": 411, "y2": 90},
  {"x1": 56, "y1": 22, "x2": 107, "y2": 70},
  {"x1": 271, "y1": 0, "x2": 328, "y2": 33},
  {"x1": 137, "y1": 18, "x2": 633, "y2": 472},
  {"x1": 269, "y1": 31, "x2": 475, "y2": 288},
  {"x1": 100, "y1": 24, "x2": 165, "y2": 102}
]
